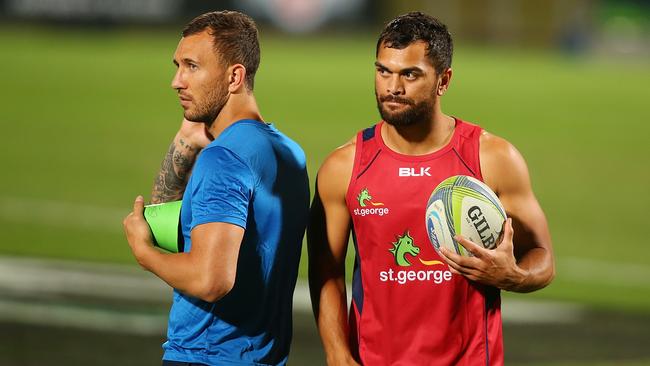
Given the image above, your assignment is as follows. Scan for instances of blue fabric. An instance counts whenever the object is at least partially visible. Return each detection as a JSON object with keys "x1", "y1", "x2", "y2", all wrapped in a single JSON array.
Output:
[{"x1": 163, "y1": 120, "x2": 310, "y2": 366}]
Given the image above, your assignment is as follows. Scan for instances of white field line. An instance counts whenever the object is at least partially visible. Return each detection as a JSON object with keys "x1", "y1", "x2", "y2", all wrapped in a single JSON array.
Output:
[
  {"x1": 0, "y1": 196, "x2": 126, "y2": 233},
  {"x1": 558, "y1": 256, "x2": 650, "y2": 289},
  {"x1": 0, "y1": 256, "x2": 171, "y2": 302},
  {"x1": 0, "y1": 298, "x2": 167, "y2": 336}
]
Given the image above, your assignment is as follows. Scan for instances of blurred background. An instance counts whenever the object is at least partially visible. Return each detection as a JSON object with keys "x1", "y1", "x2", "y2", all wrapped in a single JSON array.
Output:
[{"x1": 0, "y1": 0, "x2": 649, "y2": 365}]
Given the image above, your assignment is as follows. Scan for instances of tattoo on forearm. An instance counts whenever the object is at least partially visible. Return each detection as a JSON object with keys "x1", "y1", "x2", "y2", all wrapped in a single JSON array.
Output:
[{"x1": 151, "y1": 139, "x2": 198, "y2": 203}]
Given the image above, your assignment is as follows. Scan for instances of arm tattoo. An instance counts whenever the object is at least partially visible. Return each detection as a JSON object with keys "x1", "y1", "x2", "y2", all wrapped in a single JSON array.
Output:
[{"x1": 151, "y1": 139, "x2": 198, "y2": 203}]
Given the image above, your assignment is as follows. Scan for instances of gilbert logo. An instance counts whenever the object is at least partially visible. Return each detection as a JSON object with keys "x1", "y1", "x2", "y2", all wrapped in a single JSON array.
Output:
[
  {"x1": 354, "y1": 188, "x2": 389, "y2": 217},
  {"x1": 399, "y1": 167, "x2": 431, "y2": 177},
  {"x1": 468, "y1": 206, "x2": 497, "y2": 248}
]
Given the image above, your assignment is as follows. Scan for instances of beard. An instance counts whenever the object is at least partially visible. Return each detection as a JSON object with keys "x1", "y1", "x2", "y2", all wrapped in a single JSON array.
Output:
[
  {"x1": 183, "y1": 82, "x2": 229, "y2": 127},
  {"x1": 376, "y1": 91, "x2": 434, "y2": 127}
]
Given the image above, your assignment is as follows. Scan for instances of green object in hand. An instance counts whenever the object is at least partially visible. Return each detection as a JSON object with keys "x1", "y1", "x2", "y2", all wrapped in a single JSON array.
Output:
[{"x1": 143, "y1": 200, "x2": 184, "y2": 253}]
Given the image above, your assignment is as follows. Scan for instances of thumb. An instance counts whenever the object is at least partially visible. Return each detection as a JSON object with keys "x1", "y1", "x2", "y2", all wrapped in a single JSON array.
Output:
[
  {"x1": 133, "y1": 195, "x2": 145, "y2": 216},
  {"x1": 498, "y1": 218, "x2": 514, "y2": 249}
]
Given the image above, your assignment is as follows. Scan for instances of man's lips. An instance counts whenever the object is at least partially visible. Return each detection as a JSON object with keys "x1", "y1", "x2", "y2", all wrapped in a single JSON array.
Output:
[
  {"x1": 178, "y1": 94, "x2": 192, "y2": 107},
  {"x1": 383, "y1": 100, "x2": 411, "y2": 110},
  {"x1": 384, "y1": 100, "x2": 407, "y2": 107},
  {"x1": 380, "y1": 96, "x2": 412, "y2": 105}
]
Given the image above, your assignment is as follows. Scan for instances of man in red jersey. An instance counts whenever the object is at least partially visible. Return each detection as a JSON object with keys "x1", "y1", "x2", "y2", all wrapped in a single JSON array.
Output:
[{"x1": 308, "y1": 12, "x2": 555, "y2": 366}]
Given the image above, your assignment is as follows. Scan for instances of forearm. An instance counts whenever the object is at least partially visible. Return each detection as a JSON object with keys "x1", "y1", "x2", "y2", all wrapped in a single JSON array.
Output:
[
  {"x1": 151, "y1": 133, "x2": 201, "y2": 204},
  {"x1": 134, "y1": 246, "x2": 228, "y2": 302},
  {"x1": 508, "y1": 246, "x2": 555, "y2": 293},
  {"x1": 313, "y1": 278, "x2": 357, "y2": 365}
]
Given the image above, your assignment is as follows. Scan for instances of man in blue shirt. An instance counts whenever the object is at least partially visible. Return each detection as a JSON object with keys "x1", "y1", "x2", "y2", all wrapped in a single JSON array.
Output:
[{"x1": 123, "y1": 11, "x2": 309, "y2": 366}]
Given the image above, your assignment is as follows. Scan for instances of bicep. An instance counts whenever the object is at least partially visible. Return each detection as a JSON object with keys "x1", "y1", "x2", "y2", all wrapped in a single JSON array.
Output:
[
  {"x1": 481, "y1": 135, "x2": 553, "y2": 259},
  {"x1": 500, "y1": 183, "x2": 551, "y2": 260},
  {"x1": 185, "y1": 148, "x2": 254, "y2": 293},
  {"x1": 308, "y1": 148, "x2": 354, "y2": 275},
  {"x1": 190, "y1": 222, "x2": 245, "y2": 290},
  {"x1": 308, "y1": 178, "x2": 351, "y2": 268}
]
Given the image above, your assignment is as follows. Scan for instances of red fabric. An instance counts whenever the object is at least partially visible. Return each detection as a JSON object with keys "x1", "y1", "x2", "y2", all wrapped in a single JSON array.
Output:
[{"x1": 345, "y1": 119, "x2": 503, "y2": 366}]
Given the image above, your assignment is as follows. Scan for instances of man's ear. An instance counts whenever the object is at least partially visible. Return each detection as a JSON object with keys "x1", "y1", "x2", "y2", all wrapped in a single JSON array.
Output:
[
  {"x1": 437, "y1": 68, "x2": 453, "y2": 96},
  {"x1": 228, "y1": 64, "x2": 247, "y2": 93}
]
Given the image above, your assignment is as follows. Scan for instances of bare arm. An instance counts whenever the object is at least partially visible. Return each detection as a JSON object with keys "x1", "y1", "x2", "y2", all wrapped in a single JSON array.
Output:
[
  {"x1": 440, "y1": 132, "x2": 555, "y2": 292},
  {"x1": 481, "y1": 132, "x2": 554, "y2": 291},
  {"x1": 308, "y1": 142, "x2": 360, "y2": 366},
  {"x1": 123, "y1": 196, "x2": 242, "y2": 302},
  {"x1": 151, "y1": 119, "x2": 212, "y2": 203}
]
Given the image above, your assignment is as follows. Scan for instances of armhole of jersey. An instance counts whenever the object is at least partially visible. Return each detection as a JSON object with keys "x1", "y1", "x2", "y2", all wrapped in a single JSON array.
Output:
[
  {"x1": 476, "y1": 127, "x2": 485, "y2": 182},
  {"x1": 344, "y1": 131, "x2": 364, "y2": 209}
]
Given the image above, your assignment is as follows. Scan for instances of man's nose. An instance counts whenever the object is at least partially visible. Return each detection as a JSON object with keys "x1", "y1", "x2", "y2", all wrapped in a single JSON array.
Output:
[
  {"x1": 387, "y1": 75, "x2": 404, "y2": 95},
  {"x1": 171, "y1": 68, "x2": 186, "y2": 90}
]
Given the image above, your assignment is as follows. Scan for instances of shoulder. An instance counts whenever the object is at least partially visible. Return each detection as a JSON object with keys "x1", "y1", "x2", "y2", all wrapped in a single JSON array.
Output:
[
  {"x1": 479, "y1": 131, "x2": 531, "y2": 195},
  {"x1": 200, "y1": 143, "x2": 247, "y2": 163},
  {"x1": 195, "y1": 145, "x2": 255, "y2": 182},
  {"x1": 220, "y1": 121, "x2": 271, "y2": 149},
  {"x1": 316, "y1": 136, "x2": 356, "y2": 198},
  {"x1": 318, "y1": 136, "x2": 356, "y2": 179},
  {"x1": 479, "y1": 131, "x2": 519, "y2": 161},
  {"x1": 212, "y1": 122, "x2": 274, "y2": 167}
]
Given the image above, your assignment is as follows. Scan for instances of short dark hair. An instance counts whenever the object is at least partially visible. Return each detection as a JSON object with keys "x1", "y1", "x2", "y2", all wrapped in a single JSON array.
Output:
[
  {"x1": 376, "y1": 12, "x2": 453, "y2": 74},
  {"x1": 183, "y1": 10, "x2": 260, "y2": 90}
]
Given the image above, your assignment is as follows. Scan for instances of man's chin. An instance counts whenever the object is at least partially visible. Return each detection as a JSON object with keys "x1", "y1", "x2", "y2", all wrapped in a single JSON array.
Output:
[
  {"x1": 183, "y1": 112, "x2": 210, "y2": 125},
  {"x1": 384, "y1": 118, "x2": 415, "y2": 127},
  {"x1": 381, "y1": 111, "x2": 411, "y2": 126}
]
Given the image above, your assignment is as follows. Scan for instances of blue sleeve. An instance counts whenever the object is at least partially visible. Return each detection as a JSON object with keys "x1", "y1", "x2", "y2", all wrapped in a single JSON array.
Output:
[{"x1": 189, "y1": 146, "x2": 256, "y2": 230}]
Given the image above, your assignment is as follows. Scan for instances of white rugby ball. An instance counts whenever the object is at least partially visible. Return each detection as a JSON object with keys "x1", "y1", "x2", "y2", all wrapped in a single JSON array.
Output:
[{"x1": 425, "y1": 175, "x2": 507, "y2": 256}]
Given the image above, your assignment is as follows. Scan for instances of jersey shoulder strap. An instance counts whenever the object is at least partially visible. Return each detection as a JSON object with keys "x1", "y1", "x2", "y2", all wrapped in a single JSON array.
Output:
[{"x1": 452, "y1": 119, "x2": 484, "y2": 180}]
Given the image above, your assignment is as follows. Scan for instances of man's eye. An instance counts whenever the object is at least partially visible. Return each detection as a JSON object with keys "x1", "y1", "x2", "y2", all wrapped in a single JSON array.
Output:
[{"x1": 189, "y1": 64, "x2": 198, "y2": 70}]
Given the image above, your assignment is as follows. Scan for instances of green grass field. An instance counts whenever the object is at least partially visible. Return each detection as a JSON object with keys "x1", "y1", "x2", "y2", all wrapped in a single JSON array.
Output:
[{"x1": 1, "y1": 25, "x2": 649, "y2": 315}]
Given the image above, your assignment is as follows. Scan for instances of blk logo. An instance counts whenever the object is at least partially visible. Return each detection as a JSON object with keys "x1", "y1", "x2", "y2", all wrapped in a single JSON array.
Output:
[{"x1": 398, "y1": 167, "x2": 431, "y2": 177}]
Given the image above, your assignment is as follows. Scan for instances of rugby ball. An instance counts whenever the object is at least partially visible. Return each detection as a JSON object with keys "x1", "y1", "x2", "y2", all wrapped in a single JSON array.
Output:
[{"x1": 425, "y1": 175, "x2": 507, "y2": 256}]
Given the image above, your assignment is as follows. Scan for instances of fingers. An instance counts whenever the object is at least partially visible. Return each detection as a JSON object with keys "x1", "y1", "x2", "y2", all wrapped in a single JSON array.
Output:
[
  {"x1": 440, "y1": 249, "x2": 480, "y2": 279},
  {"x1": 505, "y1": 217, "x2": 514, "y2": 241},
  {"x1": 454, "y1": 235, "x2": 488, "y2": 258},
  {"x1": 133, "y1": 195, "x2": 145, "y2": 216},
  {"x1": 440, "y1": 246, "x2": 481, "y2": 271},
  {"x1": 122, "y1": 213, "x2": 130, "y2": 229},
  {"x1": 497, "y1": 218, "x2": 514, "y2": 249}
]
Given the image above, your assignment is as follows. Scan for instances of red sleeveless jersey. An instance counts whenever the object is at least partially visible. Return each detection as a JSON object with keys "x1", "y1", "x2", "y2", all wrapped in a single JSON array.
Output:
[{"x1": 345, "y1": 119, "x2": 503, "y2": 366}]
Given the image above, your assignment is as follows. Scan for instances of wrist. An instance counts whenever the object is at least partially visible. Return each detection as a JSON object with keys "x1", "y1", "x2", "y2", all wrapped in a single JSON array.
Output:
[
  {"x1": 133, "y1": 243, "x2": 156, "y2": 270},
  {"x1": 504, "y1": 266, "x2": 529, "y2": 292},
  {"x1": 326, "y1": 351, "x2": 357, "y2": 366}
]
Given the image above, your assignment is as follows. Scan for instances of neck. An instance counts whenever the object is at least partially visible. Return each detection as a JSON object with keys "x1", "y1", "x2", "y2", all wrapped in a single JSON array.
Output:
[
  {"x1": 208, "y1": 91, "x2": 264, "y2": 139},
  {"x1": 382, "y1": 105, "x2": 455, "y2": 156}
]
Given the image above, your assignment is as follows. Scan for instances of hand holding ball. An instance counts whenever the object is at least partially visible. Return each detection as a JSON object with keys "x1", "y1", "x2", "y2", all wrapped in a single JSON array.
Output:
[{"x1": 425, "y1": 175, "x2": 506, "y2": 256}]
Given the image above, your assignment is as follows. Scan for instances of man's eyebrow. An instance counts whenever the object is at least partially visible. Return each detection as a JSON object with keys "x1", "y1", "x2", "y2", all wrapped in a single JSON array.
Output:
[
  {"x1": 375, "y1": 62, "x2": 424, "y2": 75},
  {"x1": 400, "y1": 66, "x2": 424, "y2": 74},
  {"x1": 374, "y1": 61, "x2": 388, "y2": 70},
  {"x1": 172, "y1": 58, "x2": 199, "y2": 66}
]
